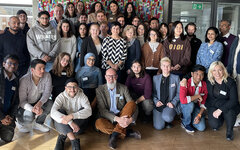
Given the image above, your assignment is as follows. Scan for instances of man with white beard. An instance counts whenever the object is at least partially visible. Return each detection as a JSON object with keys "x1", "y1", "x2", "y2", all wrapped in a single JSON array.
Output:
[{"x1": 95, "y1": 68, "x2": 141, "y2": 149}]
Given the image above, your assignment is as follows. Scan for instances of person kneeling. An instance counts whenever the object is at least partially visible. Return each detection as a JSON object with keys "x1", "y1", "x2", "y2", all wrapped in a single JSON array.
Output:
[
  {"x1": 180, "y1": 65, "x2": 208, "y2": 133},
  {"x1": 51, "y1": 78, "x2": 92, "y2": 150},
  {"x1": 95, "y1": 68, "x2": 140, "y2": 149}
]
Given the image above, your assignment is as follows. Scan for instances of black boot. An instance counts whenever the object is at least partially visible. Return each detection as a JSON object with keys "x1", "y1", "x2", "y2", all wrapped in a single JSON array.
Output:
[
  {"x1": 54, "y1": 134, "x2": 67, "y2": 150},
  {"x1": 71, "y1": 139, "x2": 81, "y2": 150},
  {"x1": 109, "y1": 132, "x2": 118, "y2": 149}
]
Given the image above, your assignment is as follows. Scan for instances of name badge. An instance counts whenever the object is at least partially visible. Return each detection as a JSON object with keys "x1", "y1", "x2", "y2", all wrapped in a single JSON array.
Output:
[
  {"x1": 224, "y1": 41, "x2": 228, "y2": 45},
  {"x1": 116, "y1": 94, "x2": 120, "y2": 97},
  {"x1": 220, "y1": 90, "x2": 227, "y2": 96},
  {"x1": 171, "y1": 83, "x2": 176, "y2": 87},
  {"x1": 12, "y1": 86, "x2": 16, "y2": 91},
  {"x1": 61, "y1": 72, "x2": 67, "y2": 76},
  {"x1": 136, "y1": 84, "x2": 142, "y2": 86},
  {"x1": 82, "y1": 77, "x2": 88, "y2": 81},
  {"x1": 210, "y1": 49, "x2": 214, "y2": 54},
  {"x1": 119, "y1": 96, "x2": 124, "y2": 100},
  {"x1": 200, "y1": 93, "x2": 205, "y2": 96}
]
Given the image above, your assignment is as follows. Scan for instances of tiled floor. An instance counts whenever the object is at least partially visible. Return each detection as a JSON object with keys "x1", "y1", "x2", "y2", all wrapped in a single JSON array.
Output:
[{"x1": 0, "y1": 119, "x2": 239, "y2": 150}]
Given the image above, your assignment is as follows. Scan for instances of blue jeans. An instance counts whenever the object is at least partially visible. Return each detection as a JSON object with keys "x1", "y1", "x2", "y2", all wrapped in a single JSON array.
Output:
[
  {"x1": 180, "y1": 102, "x2": 205, "y2": 131},
  {"x1": 45, "y1": 62, "x2": 53, "y2": 72},
  {"x1": 153, "y1": 107, "x2": 176, "y2": 130}
]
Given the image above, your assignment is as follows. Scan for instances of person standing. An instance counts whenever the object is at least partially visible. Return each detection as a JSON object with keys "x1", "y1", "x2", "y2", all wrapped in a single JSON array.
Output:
[
  {"x1": 16, "y1": 10, "x2": 30, "y2": 35},
  {"x1": 0, "y1": 16, "x2": 30, "y2": 77},
  {"x1": 219, "y1": 20, "x2": 236, "y2": 67},
  {"x1": 27, "y1": 11, "x2": 60, "y2": 72}
]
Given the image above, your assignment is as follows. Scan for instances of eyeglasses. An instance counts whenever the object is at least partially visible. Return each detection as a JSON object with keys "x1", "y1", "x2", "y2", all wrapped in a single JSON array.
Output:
[
  {"x1": 105, "y1": 75, "x2": 117, "y2": 79},
  {"x1": 66, "y1": 86, "x2": 78, "y2": 89},
  {"x1": 87, "y1": 58, "x2": 95, "y2": 62},
  {"x1": 6, "y1": 62, "x2": 18, "y2": 67}
]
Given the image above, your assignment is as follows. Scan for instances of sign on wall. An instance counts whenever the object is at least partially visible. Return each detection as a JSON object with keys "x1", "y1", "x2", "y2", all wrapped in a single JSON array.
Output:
[{"x1": 38, "y1": 0, "x2": 163, "y2": 22}]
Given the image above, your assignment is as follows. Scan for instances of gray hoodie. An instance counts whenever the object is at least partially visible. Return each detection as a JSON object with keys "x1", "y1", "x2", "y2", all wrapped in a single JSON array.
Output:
[{"x1": 27, "y1": 21, "x2": 60, "y2": 61}]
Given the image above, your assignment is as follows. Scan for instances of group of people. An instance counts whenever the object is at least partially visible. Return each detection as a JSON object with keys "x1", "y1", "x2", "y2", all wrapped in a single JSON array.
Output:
[{"x1": 0, "y1": 1, "x2": 240, "y2": 150}]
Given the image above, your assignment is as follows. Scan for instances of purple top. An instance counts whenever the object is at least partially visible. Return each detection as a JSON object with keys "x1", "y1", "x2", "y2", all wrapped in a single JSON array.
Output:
[
  {"x1": 125, "y1": 73, "x2": 152, "y2": 99},
  {"x1": 221, "y1": 33, "x2": 236, "y2": 66}
]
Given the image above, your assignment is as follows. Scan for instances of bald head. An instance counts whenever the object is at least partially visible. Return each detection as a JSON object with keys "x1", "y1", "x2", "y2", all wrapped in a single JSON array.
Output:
[
  {"x1": 8, "y1": 16, "x2": 20, "y2": 33},
  {"x1": 105, "y1": 68, "x2": 118, "y2": 85}
]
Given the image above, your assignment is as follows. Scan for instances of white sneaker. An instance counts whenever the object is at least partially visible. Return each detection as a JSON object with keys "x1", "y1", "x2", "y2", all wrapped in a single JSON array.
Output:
[
  {"x1": 33, "y1": 122, "x2": 50, "y2": 132},
  {"x1": 234, "y1": 117, "x2": 240, "y2": 127},
  {"x1": 16, "y1": 121, "x2": 30, "y2": 133}
]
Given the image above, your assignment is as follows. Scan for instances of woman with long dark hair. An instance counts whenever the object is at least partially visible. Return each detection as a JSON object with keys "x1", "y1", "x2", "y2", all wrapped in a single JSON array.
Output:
[
  {"x1": 196, "y1": 27, "x2": 223, "y2": 72},
  {"x1": 87, "y1": 2, "x2": 104, "y2": 23},
  {"x1": 124, "y1": 2, "x2": 136, "y2": 25},
  {"x1": 163, "y1": 21, "x2": 191, "y2": 78}
]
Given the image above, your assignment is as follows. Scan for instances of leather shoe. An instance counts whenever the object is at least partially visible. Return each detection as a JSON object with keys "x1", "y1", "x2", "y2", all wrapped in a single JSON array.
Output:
[
  {"x1": 109, "y1": 135, "x2": 117, "y2": 149},
  {"x1": 128, "y1": 130, "x2": 141, "y2": 140}
]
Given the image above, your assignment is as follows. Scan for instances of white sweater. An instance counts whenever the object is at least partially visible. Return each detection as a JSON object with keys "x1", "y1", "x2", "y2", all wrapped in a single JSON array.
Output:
[
  {"x1": 50, "y1": 89, "x2": 92, "y2": 124},
  {"x1": 59, "y1": 35, "x2": 77, "y2": 62}
]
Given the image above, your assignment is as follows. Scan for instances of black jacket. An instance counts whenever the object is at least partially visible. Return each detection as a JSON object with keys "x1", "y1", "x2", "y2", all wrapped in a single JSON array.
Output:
[
  {"x1": 0, "y1": 67, "x2": 19, "y2": 120},
  {"x1": 0, "y1": 27, "x2": 30, "y2": 66},
  {"x1": 80, "y1": 36, "x2": 103, "y2": 67},
  {"x1": 206, "y1": 77, "x2": 240, "y2": 114}
]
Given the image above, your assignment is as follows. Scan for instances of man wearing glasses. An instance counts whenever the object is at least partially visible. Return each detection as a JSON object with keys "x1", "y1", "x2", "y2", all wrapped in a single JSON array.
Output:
[
  {"x1": 16, "y1": 59, "x2": 52, "y2": 133},
  {"x1": 27, "y1": 11, "x2": 60, "y2": 72},
  {"x1": 0, "y1": 55, "x2": 19, "y2": 144},
  {"x1": 51, "y1": 78, "x2": 91, "y2": 150},
  {"x1": 95, "y1": 68, "x2": 141, "y2": 149}
]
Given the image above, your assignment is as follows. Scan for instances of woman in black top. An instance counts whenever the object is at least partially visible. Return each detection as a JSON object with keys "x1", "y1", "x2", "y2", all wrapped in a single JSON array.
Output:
[
  {"x1": 206, "y1": 61, "x2": 240, "y2": 141},
  {"x1": 50, "y1": 52, "x2": 74, "y2": 101}
]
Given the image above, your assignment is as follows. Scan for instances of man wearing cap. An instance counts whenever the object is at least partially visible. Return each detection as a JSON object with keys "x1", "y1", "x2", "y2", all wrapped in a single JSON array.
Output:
[
  {"x1": 16, "y1": 9, "x2": 30, "y2": 35},
  {"x1": 51, "y1": 78, "x2": 92, "y2": 150}
]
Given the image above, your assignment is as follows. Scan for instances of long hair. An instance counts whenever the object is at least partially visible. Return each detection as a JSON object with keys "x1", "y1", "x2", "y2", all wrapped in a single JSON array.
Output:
[
  {"x1": 58, "y1": 19, "x2": 73, "y2": 38},
  {"x1": 52, "y1": 52, "x2": 74, "y2": 77},
  {"x1": 167, "y1": 21, "x2": 185, "y2": 42},
  {"x1": 136, "y1": 23, "x2": 147, "y2": 42},
  {"x1": 64, "y1": 2, "x2": 77, "y2": 18},
  {"x1": 159, "y1": 23, "x2": 169, "y2": 37},
  {"x1": 205, "y1": 26, "x2": 220, "y2": 43},
  {"x1": 129, "y1": 60, "x2": 145, "y2": 78},
  {"x1": 76, "y1": 1, "x2": 85, "y2": 14},
  {"x1": 77, "y1": 23, "x2": 88, "y2": 38},
  {"x1": 89, "y1": 2, "x2": 104, "y2": 14},
  {"x1": 207, "y1": 61, "x2": 228, "y2": 85},
  {"x1": 108, "y1": 1, "x2": 121, "y2": 15},
  {"x1": 124, "y1": 2, "x2": 136, "y2": 19}
]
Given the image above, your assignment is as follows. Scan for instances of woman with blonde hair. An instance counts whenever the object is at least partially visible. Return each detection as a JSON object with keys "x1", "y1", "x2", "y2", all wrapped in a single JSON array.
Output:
[
  {"x1": 206, "y1": 61, "x2": 240, "y2": 141},
  {"x1": 80, "y1": 23, "x2": 102, "y2": 68},
  {"x1": 50, "y1": 52, "x2": 74, "y2": 101},
  {"x1": 122, "y1": 25, "x2": 141, "y2": 82}
]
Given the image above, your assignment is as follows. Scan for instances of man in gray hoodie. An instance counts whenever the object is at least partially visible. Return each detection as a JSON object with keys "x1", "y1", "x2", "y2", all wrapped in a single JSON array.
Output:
[{"x1": 27, "y1": 11, "x2": 60, "y2": 72}]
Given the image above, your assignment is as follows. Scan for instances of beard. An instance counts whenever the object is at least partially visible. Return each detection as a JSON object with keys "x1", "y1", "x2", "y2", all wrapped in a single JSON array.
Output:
[
  {"x1": 107, "y1": 80, "x2": 117, "y2": 90},
  {"x1": 10, "y1": 27, "x2": 19, "y2": 33}
]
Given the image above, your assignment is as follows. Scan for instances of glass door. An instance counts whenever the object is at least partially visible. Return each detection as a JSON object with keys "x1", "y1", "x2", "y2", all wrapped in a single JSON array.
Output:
[
  {"x1": 171, "y1": 0, "x2": 212, "y2": 41},
  {"x1": 216, "y1": 2, "x2": 240, "y2": 35}
]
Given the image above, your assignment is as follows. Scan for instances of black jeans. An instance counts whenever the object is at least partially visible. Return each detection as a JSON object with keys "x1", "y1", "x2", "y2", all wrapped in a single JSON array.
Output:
[
  {"x1": 208, "y1": 107, "x2": 237, "y2": 134},
  {"x1": 0, "y1": 121, "x2": 15, "y2": 143}
]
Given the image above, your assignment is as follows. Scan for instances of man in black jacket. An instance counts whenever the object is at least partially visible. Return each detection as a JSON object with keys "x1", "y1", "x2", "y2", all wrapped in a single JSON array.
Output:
[
  {"x1": 185, "y1": 22, "x2": 202, "y2": 69},
  {"x1": 0, "y1": 16, "x2": 30, "y2": 77},
  {"x1": 0, "y1": 55, "x2": 19, "y2": 144}
]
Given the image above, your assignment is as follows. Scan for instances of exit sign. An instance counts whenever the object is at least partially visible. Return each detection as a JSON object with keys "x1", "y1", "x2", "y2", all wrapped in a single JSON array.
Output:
[{"x1": 192, "y1": 3, "x2": 203, "y2": 10}]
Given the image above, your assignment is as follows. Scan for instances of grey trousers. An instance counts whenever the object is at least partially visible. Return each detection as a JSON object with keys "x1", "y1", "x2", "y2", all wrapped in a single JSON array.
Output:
[
  {"x1": 17, "y1": 100, "x2": 53, "y2": 125},
  {"x1": 54, "y1": 109, "x2": 89, "y2": 135},
  {"x1": 0, "y1": 121, "x2": 15, "y2": 143},
  {"x1": 153, "y1": 107, "x2": 176, "y2": 130}
]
